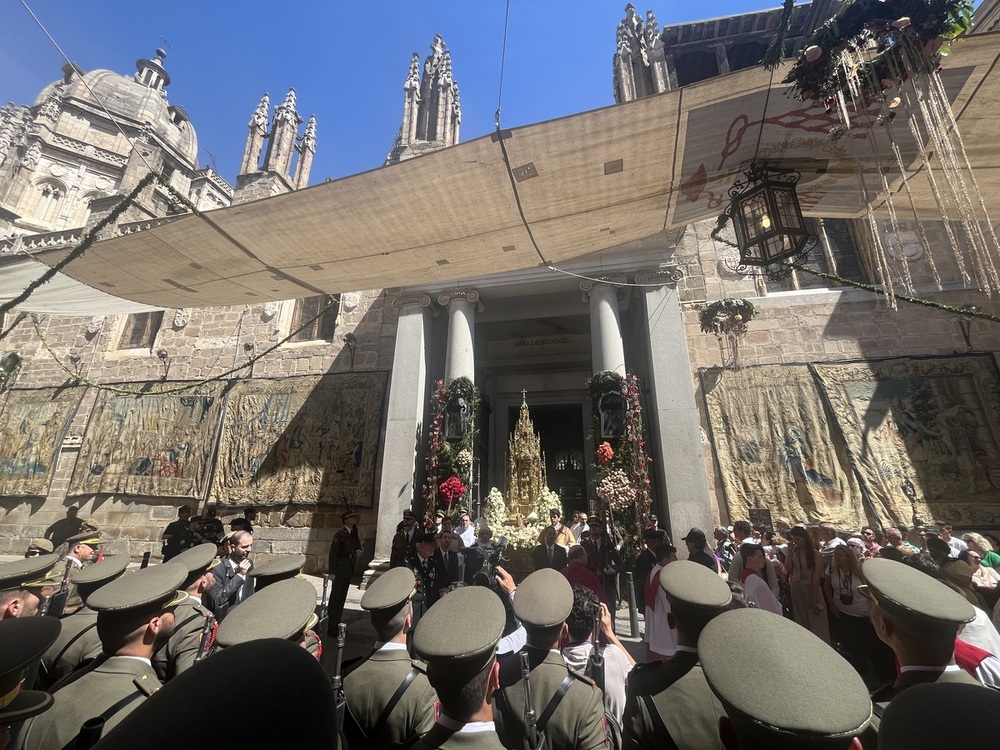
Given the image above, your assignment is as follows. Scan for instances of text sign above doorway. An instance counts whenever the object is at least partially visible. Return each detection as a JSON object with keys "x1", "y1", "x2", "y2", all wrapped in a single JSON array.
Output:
[{"x1": 487, "y1": 333, "x2": 589, "y2": 360}]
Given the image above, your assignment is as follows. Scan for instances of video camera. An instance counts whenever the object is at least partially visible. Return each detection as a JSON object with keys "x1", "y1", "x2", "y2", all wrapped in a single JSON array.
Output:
[{"x1": 471, "y1": 536, "x2": 509, "y2": 589}]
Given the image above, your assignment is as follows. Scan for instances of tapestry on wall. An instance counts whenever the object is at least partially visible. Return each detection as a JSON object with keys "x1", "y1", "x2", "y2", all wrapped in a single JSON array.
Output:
[
  {"x1": 68, "y1": 383, "x2": 228, "y2": 499},
  {"x1": 813, "y1": 355, "x2": 1000, "y2": 528},
  {"x1": 0, "y1": 387, "x2": 82, "y2": 497},
  {"x1": 701, "y1": 365, "x2": 869, "y2": 530},
  {"x1": 210, "y1": 372, "x2": 388, "y2": 507}
]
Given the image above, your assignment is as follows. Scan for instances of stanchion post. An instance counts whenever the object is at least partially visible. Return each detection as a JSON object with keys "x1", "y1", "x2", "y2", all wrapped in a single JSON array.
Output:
[{"x1": 625, "y1": 571, "x2": 639, "y2": 638}]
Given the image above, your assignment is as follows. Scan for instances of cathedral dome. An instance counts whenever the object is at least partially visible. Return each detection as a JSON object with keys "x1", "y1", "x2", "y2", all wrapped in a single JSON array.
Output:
[{"x1": 35, "y1": 51, "x2": 198, "y2": 168}]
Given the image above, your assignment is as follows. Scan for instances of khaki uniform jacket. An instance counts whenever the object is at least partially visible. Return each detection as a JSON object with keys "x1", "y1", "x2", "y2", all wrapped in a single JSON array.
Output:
[
  {"x1": 411, "y1": 722, "x2": 507, "y2": 749},
  {"x1": 344, "y1": 646, "x2": 436, "y2": 747},
  {"x1": 153, "y1": 597, "x2": 211, "y2": 681},
  {"x1": 622, "y1": 650, "x2": 725, "y2": 750},
  {"x1": 16, "y1": 656, "x2": 160, "y2": 750},
  {"x1": 39, "y1": 606, "x2": 101, "y2": 689},
  {"x1": 493, "y1": 647, "x2": 607, "y2": 750}
]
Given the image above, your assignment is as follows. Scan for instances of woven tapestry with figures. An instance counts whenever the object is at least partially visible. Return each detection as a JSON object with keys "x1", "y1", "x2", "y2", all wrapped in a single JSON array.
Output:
[
  {"x1": 702, "y1": 365, "x2": 869, "y2": 530},
  {"x1": 703, "y1": 355, "x2": 1000, "y2": 530},
  {"x1": 210, "y1": 372, "x2": 387, "y2": 507},
  {"x1": 813, "y1": 355, "x2": 1000, "y2": 529},
  {"x1": 69, "y1": 383, "x2": 227, "y2": 499},
  {"x1": 0, "y1": 387, "x2": 83, "y2": 496}
]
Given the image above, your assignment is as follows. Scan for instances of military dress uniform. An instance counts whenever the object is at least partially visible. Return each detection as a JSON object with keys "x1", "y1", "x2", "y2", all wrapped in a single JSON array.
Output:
[
  {"x1": 344, "y1": 568, "x2": 437, "y2": 747},
  {"x1": 328, "y1": 511, "x2": 362, "y2": 631},
  {"x1": 492, "y1": 569, "x2": 608, "y2": 750},
  {"x1": 857, "y1": 558, "x2": 984, "y2": 732},
  {"x1": 40, "y1": 555, "x2": 131, "y2": 689},
  {"x1": 152, "y1": 544, "x2": 218, "y2": 681},
  {"x1": 622, "y1": 561, "x2": 733, "y2": 750},
  {"x1": 409, "y1": 586, "x2": 508, "y2": 749},
  {"x1": 0, "y1": 618, "x2": 62, "y2": 730},
  {"x1": 16, "y1": 563, "x2": 189, "y2": 750}
]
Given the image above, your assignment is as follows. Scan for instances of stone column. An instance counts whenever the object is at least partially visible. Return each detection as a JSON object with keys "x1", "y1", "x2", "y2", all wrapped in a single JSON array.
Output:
[
  {"x1": 438, "y1": 290, "x2": 481, "y2": 384},
  {"x1": 635, "y1": 267, "x2": 714, "y2": 555},
  {"x1": 366, "y1": 294, "x2": 433, "y2": 580},
  {"x1": 580, "y1": 276, "x2": 627, "y2": 376}
]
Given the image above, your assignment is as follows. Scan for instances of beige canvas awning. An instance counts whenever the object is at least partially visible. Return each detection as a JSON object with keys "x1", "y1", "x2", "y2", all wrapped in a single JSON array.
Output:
[{"x1": 33, "y1": 32, "x2": 1000, "y2": 308}]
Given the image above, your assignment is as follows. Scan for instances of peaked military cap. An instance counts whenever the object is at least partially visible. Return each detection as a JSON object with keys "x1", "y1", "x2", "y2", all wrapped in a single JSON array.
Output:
[
  {"x1": 681, "y1": 527, "x2": 707, "y2": 542},
  {"x1": 72, "y1": 554, "x2": 130, "y2": 590},
  {"x1": 87, "y1": 562, "x2": 187, "y2": 613},
  {"x1": 215, "y1": 577, "x2": 317, "y2": 647},
  {"x1": 878, "y1": 682, "x2": 1000, "y2": 748},
  {"x1": 170, "y1": 543, "x2": 218, "y2": 576},
  {"x1": 700, "y1": 608, "x2": 871, "y2": 747},
  {"x1": 64, "y1": 530, "x2": 102, "y2": 547},
  {"x1": 93, "y1": 639, "x2": 339, "y2": 750},
  {"x1": 0, "y1": 618, "x2": 61, "y2": 724},
  {"x1": 513, "y1": 568, "x2": 573, "y2": 628},
  {"x1": 402, "y1": 509, "x2": 416, "y2": 519},
  {"x1": 0, "y1": 554, "x2": 60, "y2": 591},
  {"x1": 26, "y1": 538, "x2": 54, "y2": 555},
  {"x1": 659, "y1": 559, "x2": 732, "y2": 615},
  {"x1": 360, "y1": 567, "x2": 416, "y2": 614},
  {"x1": 586, "y1": 515, "x2": 602, "y2": 526},
  {"x1": 341, "y1": 510, "x2": 359, "y2": 522},
  {"x1": 250, "y1": 554, "x2": 306, "y2": 590},
  {"x1": 859, "y1": 557, "x2": 975, "y2": 625},
  {"x1": 414, "y1": 585, "x2": 504, "y2": 672}
]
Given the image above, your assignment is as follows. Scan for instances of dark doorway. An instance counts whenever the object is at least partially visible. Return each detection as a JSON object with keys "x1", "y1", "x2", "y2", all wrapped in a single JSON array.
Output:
[{"x1": 507, "y1": 403, "x2": 587, "y2": 515}]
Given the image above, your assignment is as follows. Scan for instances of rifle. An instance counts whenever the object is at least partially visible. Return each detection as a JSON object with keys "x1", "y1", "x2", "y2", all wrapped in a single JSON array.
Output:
[
  {"x1": 331, "y1": 622, "x2": 348, "y2": 750},
  {"x1": 316, "y1": 574, "x2": 331, "y2": 635},
  {"x1": 194, "y1": 613, "x2": 216, "y2": 663},
  {"x1": 586, "y1": 612, "x2": 605, "y2": 694},
  {"x1": 520, "y1": 651, "x2": 545, "y2": 750},
  {"x1": 140, "y1": 551, "x2": 151, "y2": 569},
  {"x1": 38, "y1": 593, "x2": 52, "y2": 617},
  {"x1": 47, "y1": 559, "x2": 75, "y2": 618}
]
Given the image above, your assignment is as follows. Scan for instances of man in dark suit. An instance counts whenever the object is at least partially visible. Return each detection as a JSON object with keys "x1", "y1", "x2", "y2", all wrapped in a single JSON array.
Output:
[
  {"x1": 531, "y1": 527, "x2": 569, "y2": 571},
  {"x1": 390, "y1": 510, "x2": 418, "y2": 568},
  {"x1": 582, "y1": 516, "x2": 622, "y2": 607},
  {"x1": 433, "y1": 531, "x2": 462, "y2": 597},
  {"x1": 408, "y1": 533, "x2": 440, "y2": 622},
  {"x1": 327, "y1": 511, "x2": 362, "y2": 634},
  {"x1": 206, "y1": 530, "x2": 254, "y2": 621}
]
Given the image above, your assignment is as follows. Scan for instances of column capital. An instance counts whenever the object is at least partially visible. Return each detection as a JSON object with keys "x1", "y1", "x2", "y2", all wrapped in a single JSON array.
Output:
[
  {"x1": 391, "y1": 293, "x2": 433, "y2": 311},
  {"x1": 579, "y1": 275, "x2": 627, "y2": 304},
  {"x1": 634, "y1": 265, "x2": 684, "y2": 286},
  {"x1": 437, "y1": 289, "x2": 484, "y2": 312}
]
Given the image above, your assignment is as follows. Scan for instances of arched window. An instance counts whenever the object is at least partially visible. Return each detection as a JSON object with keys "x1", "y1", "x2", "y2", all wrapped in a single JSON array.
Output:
[
  {"x1": 74, "y1": 192, "x2": 103, "y2": 227},
  {"x1": 21, "y1": 179, "x2": 67, "y2": 227}
]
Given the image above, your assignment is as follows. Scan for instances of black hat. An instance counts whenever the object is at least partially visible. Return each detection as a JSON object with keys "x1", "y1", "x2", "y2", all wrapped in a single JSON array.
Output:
[
  {"x1": 87, "y1": 562, "x2": 188, "y2": 614},
  {"x1": 215, "y1": 578, "x2": 318, "y2": 647},
  {"x1": 587, "y1": 516, "x2": 603, "y2": 527},
  {"x1": 513, "y1": 569, "x2": 573, "y2": 628},
  {"x1": 0, "y1": 618, "x2": 61, "y2": 724},
  {"x1": 878, "y1": 682, "x2": 1000, "y2": 748},
  {"x1": 178, "y1": 504, "x2": 192, "y2": 513},
  {"x1": 64, "y1": 531, "x2": 103, "y2": 548},
  {"x1": 341, "y1": 510, "x2": 359, "y2": 523},
  {"x1": 402, "y1": 509, "x2": 416, "y2": 519},
  {"x1": 681, "y1": 527, "x2": 707, "y2": 542},
  {"x1": 413, "y1": 532, "x2": 436, "y2": 545},
  {"x1": 250, "y1": 554, "x2": 306, "y2": 591},
  {"x1": 700, "y1": 608, "x2": 872, "y2": 745},
  {"x1": 0, "y1": 554, "x2": 60, "y2": 592},
  {"x1": 93, "y1": 639, "x2": 338, "y2": 749}
]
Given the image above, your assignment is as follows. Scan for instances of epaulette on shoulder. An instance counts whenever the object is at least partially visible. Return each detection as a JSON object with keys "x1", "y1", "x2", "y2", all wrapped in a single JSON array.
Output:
[
  {"x1": 570, "y1": 670, "x2": 597, "y2": 687},
  {"x1": 410, "y1": 658, "x2": 428, "y2": 674}
]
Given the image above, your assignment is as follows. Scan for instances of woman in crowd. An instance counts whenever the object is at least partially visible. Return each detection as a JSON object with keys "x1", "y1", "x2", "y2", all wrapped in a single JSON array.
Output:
[
  {"x1": 738, "y1": 543, "x2": 782, "y2": 615},
  {"x1": 826, "y1": 544, "x2": 895, "y2": 682},
  {"x1": 961, "y1": 548, "x2": 1000, "y2": 611},
  {"x1": 963, "y1": 532, "x2": 1000, "y2": 568},
  {"x1": 785, "y1": 525, "x2": 830, "y2": 643}
]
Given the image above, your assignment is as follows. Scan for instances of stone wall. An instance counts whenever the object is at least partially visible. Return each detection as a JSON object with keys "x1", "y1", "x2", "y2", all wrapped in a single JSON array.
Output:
[{"x1": 0, "y1": 289, "x2": 395, "y2": 572}]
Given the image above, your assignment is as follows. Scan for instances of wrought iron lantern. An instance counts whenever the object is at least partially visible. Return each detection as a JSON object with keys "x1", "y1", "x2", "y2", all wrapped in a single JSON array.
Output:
[{"x1": 725, "y1": 161, "x2": 816, "y2": 279}]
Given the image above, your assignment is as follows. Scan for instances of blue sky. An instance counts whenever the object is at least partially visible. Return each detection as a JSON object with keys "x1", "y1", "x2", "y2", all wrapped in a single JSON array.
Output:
[{"x1": 3, "y1": 0, "x2": 779, "y2": 185}]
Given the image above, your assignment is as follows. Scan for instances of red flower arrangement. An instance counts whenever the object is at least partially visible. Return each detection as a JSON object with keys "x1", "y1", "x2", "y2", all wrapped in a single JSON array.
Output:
[
  {"x1": 439, "y1": 475, "x2": 467, "y2": 510},
  {"x1": 597, "y1": 441, "x2": 615, "y2": 466}
]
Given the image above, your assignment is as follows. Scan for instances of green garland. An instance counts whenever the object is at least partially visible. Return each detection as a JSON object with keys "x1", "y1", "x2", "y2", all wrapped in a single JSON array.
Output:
[
  {"x1": 761, "y1": 0, "x2": 797, "y2": 70},
  {"x1": 782, "y1": 0, "x2": 973, "y2": 102},
  {"x1": 421, "y1": 376, "x2": 480, "y2": 516},
  {"x1": 699, "y1": 298, "x2": 758, "y2": 336}
]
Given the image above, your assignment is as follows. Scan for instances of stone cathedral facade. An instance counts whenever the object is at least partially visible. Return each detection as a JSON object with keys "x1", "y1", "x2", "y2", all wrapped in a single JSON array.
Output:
[{"x1": 1, "y1": 4, "x2": 999, "y2": 572}]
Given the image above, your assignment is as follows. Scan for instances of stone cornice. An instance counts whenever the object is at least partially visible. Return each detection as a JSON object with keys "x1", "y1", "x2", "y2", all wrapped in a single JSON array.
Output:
[
  {"x1": 391, "y1": 293, "x2": 433, "y2": 311},
  {"x1": 634, "y1": 264, "x2": 684, "y2": 285}
]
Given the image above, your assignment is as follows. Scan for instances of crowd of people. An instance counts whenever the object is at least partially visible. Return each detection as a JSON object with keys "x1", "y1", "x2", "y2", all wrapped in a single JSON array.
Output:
[{"x1": 2, "y1": 506, "x2": 1000, "y2": 749}]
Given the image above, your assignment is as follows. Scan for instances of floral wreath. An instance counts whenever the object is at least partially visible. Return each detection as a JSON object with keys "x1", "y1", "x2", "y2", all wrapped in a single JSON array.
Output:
[{"x1": 782, "y1": 0, "x2": 973, "y2": 103}]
